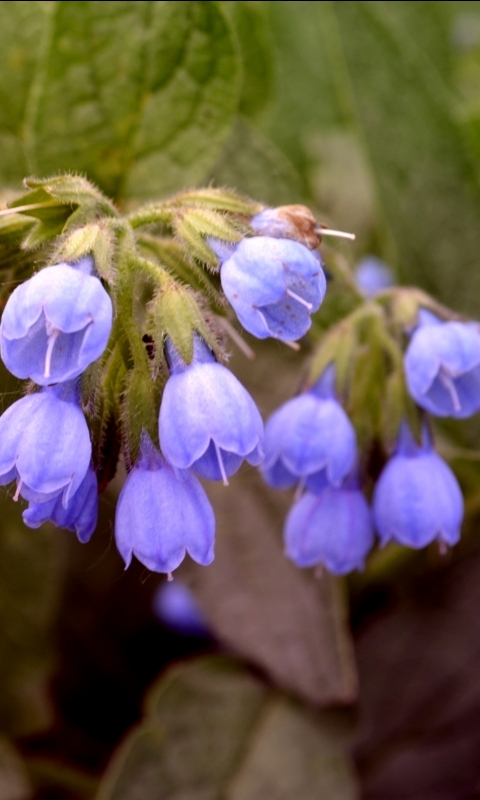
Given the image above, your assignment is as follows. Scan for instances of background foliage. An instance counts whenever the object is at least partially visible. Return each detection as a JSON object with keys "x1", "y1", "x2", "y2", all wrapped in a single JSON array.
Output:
[{"x1": 1, "y1": 1, "x2": 480, "y2": 798}]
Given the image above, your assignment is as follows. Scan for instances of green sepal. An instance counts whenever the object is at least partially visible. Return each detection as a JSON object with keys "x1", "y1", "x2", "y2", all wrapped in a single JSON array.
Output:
[
  {"x1": 52, "y1": 222, "x2": 116, "y2": 282},
  {"x1": 137, "y1": 234, "x2": 225, "y2": 313},
  {"x1": 151, "y1": 282, "x2": 217, "y2": 367},
  {"x1": 171, "y1": 187, "x2": 261, "y2": 216},
  {"x1": 121, "y1": 368, "x2": 162, "y2": 467},
  {"x1": 381, "y1": 368, "x2": 422, "y2": 451},
  {"x1": 175, "y1": 208, "x2": 243, "y2": 268},
  {"x1": 83, "y1": 343, "x2": 127, "y2": 492},
  {"x1": 11, "y1": 194, "x2": 74, "y2": 249},
  {"x1": 23, "y1": 175, "x2": 118, "y2": 217}
]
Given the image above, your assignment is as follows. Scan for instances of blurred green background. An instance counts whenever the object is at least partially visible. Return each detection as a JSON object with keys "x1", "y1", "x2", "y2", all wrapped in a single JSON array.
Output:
[{"x1": 2, "y1": 2, "x2": 480, "y2": 798}]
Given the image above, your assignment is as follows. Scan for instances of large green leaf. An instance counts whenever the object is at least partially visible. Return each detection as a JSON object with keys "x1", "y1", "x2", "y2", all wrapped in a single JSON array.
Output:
[
  {"x1": 96, "y1": 657, "x2": 359, "y2": 800},
  {"x1": 210, "y1": 117, "x2": 305, "y2": 205},
  {"x1": 0, "y1": 1, "x2": 240, "y2": 200},
  {"x1": 328, "y1": 1, "x2": 480, "y2": 315}
]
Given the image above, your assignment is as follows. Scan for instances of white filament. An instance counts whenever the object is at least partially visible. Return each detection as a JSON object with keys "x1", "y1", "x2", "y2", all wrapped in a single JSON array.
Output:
[
  {"x1": 44, "y1": 326, "x2": 61, "y2": 378},
  {"x1": 286, "y1": 289, "x2": 313, "y2": 311},
  {"x1": 439, "y1": 369, "x2": 461, "y2": 413},
  {"x1": 13, "y1": 479, "x2": 23, "y2": 502},
  {"x1": 214, "y1": 441, "x2": 229, "y2": 487}
]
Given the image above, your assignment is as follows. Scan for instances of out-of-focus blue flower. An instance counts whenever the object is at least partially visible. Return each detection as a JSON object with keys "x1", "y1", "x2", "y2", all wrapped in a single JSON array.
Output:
[
  {"x1": 210, "y1": 236, "x2": 326, "y2": 342},
  {"x1": 404, "y1": 310, "x2": 480, "y2": 418},
  {"x1": 373, "y1": 423, "x2": 463, "y2": 549},
  {"x1": 0, "y1": 259, "x2": 113, "y2": 385},
  {"x1": 23, "y1": 465, "x2": 98, "y2": 543},
  {"x1": 159, "y1": 336, "x2": 264, "y2": 483},
  {"x1": 261, "y1": 366, "x2": 356, "y2": 492},
  {"x1": 152, "y1": 580, "x2": 210, "y2": 637},
  {"x1": 115, "y1": 433, "x2": 215, "y2": 574},
  {"x1": 284, "y1": 476, "x2": 374, "y2": 574},
  {"x1": 0, "y1": 381, "x2": 91, "y2": 505},
  {"x1": 354, "y1": 255, "x2": 395, "y2": 297}
]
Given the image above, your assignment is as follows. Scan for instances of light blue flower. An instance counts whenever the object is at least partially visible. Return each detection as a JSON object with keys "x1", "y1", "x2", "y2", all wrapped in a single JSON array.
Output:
[
  {"x1": 159, "y1": 336, "x2": 264, "y2": 483},
  {"x1": 0, "y1": 381, "x2": 91, "y2": 505},
  {"x1": 404, "y1": 310, "x2": 480, "y2": 418},
  {"x1": 0, "y1": 259, "x2": 113, "y2": 385},
  {"x1": 373, "y1": 423, "x2": 463, "y2": 549},
  {"x1": 23, "y1": 465, "x2": 98, "y2": 543},
  {"x1": 115, "y1": 433, "x2": 215, "y2": 574},
  {"x1": 354, "y1": 255, "x2": 394, "y2": 297},
  {"x1": 284, "y1": 477, "x2": 374, "y2": 574},
  {"x1": 261, "y1": 367, "x2": 356, "y2": 492},
  {"x1": 212, "y1": 236, "x2": 326, "y2": 342},
  {"x1": 152, "y1": 580, "x2": 210, "y2": 637}
]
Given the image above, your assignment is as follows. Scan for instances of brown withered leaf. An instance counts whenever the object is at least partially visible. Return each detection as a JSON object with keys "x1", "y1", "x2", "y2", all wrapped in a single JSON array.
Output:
[{"x1": 353, "y1": 534, "x2": 480, "y2": 799}]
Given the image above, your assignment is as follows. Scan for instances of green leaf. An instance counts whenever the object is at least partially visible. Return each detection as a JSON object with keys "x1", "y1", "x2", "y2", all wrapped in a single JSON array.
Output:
[
  {"x1": 210, "y1": 117, "x2": 305, "y2": 206},
  {"x1": 224, "y1": 1, "x2": 275, "y2": 120},
  {"x1": 0, "y1": 1, "x2": 240, "y2": 200},
  {"x1": 329, "y1": 1, "x2": 480, "y2": 316},
  {"x1": 96, "y1": 657, "x2": 359, "y2": 800},
  {"x1": 179, "y1": 340, "x2": 358, "y2": 707}
]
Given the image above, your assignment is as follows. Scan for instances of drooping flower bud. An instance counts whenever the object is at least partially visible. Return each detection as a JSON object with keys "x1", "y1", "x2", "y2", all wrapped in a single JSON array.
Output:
[
  {"x1": 373, "y1": 423, "x2": 463, "y2": 549},
  {"x1": 261, "y1": 366, "x2": 356, "y2": 492},
  {"x1": 404, "y1": 310, "x2": 480, "y2": 418},
  {"x1": 0, "y1": 381, "x2": 91, "y2": 506},
  {"x1": 210, "y1": 236, "x2": 326, "y2": 343},
  {"x1": 0, "y1": 259, "x2": 113, "y2": 385},
  {"x1": 23, "y1": 465, "x2": 98, "y2": 543},
  {"x1": 284, "y1": 475, "x2": 374, "y2": 574},
  {"x1": 115, "y1": 433, "x2": 215, "y2": 574},
  {"x1": 159, "y1": 335, "x2": 264, "y2": 483}
]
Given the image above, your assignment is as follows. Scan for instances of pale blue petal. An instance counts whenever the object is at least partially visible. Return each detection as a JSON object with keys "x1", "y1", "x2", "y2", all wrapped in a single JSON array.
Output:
[
  {"x1": 0, "y1": 264, "x2": 112, "y2": 385},
  {"x1": 115, "y1": 457, "x2": 215, "y2": 574},
  {"x1": 153, "y1": 581, "x2": 210, "y2": 637},
  {"x1": 373, "y1": 450, "x2": 463, "y2": 548},
  {"x1": 285, "y1": 487, "x2": 374, "y2": 574},
  {"x1": 160, "y1": 362, "x2": 263, "y2": 471}
]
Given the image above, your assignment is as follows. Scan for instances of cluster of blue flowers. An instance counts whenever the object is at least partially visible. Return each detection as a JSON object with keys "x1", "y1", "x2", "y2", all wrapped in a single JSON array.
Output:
[
  {"x1": 0, "y1": 203, "x2": 327, "y2": 577},
  {"x1": 0, "y1": 256, "x2": 112, "y2": 542},
  {"x1": 262, "y1": 296, "x2": 478, "y2": 574},
  {"x1": 0, "y1": 186, "x2": 473, "y2": 582}
]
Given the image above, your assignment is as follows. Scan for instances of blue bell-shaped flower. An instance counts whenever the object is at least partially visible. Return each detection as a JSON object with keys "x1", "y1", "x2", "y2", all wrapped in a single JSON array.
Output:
[
  {"x1": 22, "y1": 464, "x2": 98, "y2": 543},
  {"x1": 159, "y1": 336, "x2": 264, "y2": 484},
  {"x1": 115, "y1": 433, "x2": 215, "y2": 574},
  {"x1": 0, "y1": 380, "x2": 91, "y2": 505},
  {"x1": 404, "y1": 310, "x2": 480, "y2": 418},
  {"x1": 261, "y1": 366, "x2": 356, "y2": 492},
  {"x1": 354, "y1": 255, "x2": 394, "y2": 297},
  {"x1": 0, "y1": 257, "x2": 113, "y2": 385},
  {"x1": 373, "y1": 423, "x2": 463, "y2": 549},
  {"x1": 284, "y1": 473, "x2": 374, "y2": 574},
  {"x1": 212, "y1": 236, "x2": 326, "y2": 342}
]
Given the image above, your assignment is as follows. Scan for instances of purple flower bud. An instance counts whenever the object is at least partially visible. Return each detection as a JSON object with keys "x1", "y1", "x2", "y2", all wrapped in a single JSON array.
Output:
[
  {"x1": 152, "y1": 580, "x2": 210, "y2": 637},
  {"x1": 285, "y1": 477, "x2": 374, "y2": 574},
  {"x1": 261, "y1": 367, "x2": 356, "y2": 492},
  {"x1": 373, "y1": 423, "x2": 463, "y2": 549},
  {"x1": 212, "y1": 236, "x2": 326, "y2": 342},
  {"x1": 404, "y1": 310, "x2": 480, "y2": 418},
  {"x1": 354, "y1": 256, "x2": 394, "y2": 297},
  {"x1": 159, "y1": 336, "x2": 264, "y2": 483},
  {"x1": 22, "y1": 465, "x2": 98, "y2": 543},
  {"x1": 0, "y1": 381, "x2": 91, "y2": 505},
  {"x1": 0, "y1": 260, "x2": 113, "y2": 385},
  {"x1": 115, "y1": 433, "x2": 215, "y2": 574}
]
